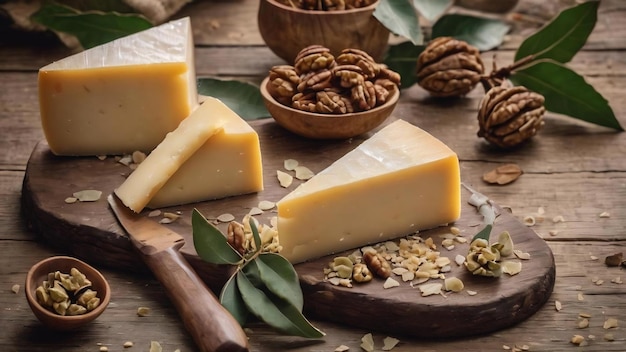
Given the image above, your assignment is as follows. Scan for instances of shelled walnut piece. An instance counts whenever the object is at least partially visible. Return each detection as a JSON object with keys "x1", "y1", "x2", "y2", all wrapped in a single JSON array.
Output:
[
  {"x1": 267, "y1": 45, "x2": 400, "y2": 114},
  {"x1": 35, "y1": 268, "x2": 100, "y2": 316}
]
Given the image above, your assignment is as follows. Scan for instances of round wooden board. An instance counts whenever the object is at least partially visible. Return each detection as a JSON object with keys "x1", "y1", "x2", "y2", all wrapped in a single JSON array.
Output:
[{"x1": 22, "y1": 118, "x2": 555, "y2": 338}]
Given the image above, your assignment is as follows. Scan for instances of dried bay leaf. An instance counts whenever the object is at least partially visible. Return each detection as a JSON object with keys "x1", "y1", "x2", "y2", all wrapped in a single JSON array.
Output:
[{"x1": 483, "y1": 163, "x2": 523, "y2": 185}]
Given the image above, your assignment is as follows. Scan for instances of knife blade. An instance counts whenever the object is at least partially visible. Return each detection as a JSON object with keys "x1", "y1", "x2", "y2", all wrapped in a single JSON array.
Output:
[{"x1": 108, "y1": 194, "x2": 249, "y2": 352}]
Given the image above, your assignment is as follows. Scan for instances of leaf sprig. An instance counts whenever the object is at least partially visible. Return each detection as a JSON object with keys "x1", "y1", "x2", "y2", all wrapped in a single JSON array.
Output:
[{"x1": 191, "y1": 209, "x2": 325, "y2": 338}]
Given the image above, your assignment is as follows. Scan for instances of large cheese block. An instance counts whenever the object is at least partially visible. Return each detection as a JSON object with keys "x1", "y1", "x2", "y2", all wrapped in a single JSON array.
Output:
[
  {"x1": 115, "y1": 98, "x2": 228, "y2": 213},
  {"x1": 277, "y1": 119, "x2": 461, "y2": 264},
  {"x1": 38, "y1": 17, "x2": 197, "y2": 156},
  {"x1": 147, "y1": 97, "x2": 264, "y2": 209}
]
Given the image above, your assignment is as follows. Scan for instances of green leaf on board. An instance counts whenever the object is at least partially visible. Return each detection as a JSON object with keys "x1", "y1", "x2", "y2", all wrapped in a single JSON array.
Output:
[
  {"x1": 236, "y1": 270, "x2": 324, "y2": 338},
  {"x1": 197, "y1": 78, "x2": 269, "y2": 121},
  {"x1": 249, "y1": 217, "x2": 262, "y2": 254},
  {"x1": 31, "y1": 1, "x2": 152, "y2": 49},
  {"x1": 219, "y1": 274, "x2": 249, "y2": 326},
  {"x1": 511, "y1": 60, "x2": 623, "y2": 131},
  {"x1": 58, "y1": 0, "x2": 134, "y2": 13},
  {"x1": 431, "y1": 14, "x2": 510, "y2": 51},
  {"x1": 412, "y1": 0, "x2": 453, "y2": 21},
  {"x1": 472, "y1": 224, "x2": 492, "y2": 242},
  {"x1": 383, "y1": 41, "x2": 425, "y2": 88},
  {"x1": 191, "y1": 209, "x2": 243, "y2": 265},
  {"x1": 514, "y1": 1, "x2": 599, "y2": 63},
  {"x1": 374, "y1": 0, "x2": 422, "y2": 45},
  {"x1": 256, "y1": 253, "x2": 304, "y2": 311}
]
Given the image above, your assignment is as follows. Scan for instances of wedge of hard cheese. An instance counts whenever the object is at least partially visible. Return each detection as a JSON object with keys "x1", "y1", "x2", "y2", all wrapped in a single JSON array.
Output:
[
  {"x1": 277, "y1": 119, "x2": 461, "y2": 264},
  {"x1": 39, "y1": 17, "x2": 197, "y2": 156},
  {"x1": 115, "y1": 99, "x2": 227, "y2": 213},
  {"x1": 147, "y1": 97, "x2": 264, "y2": 209}
]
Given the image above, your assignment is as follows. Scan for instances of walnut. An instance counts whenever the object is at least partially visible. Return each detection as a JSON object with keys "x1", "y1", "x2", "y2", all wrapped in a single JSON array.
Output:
[
  {"x1": 333, "y1": 64, "x2": 365, "y2": 88},
  {"x1": 297, "y1": 69, "x2": 334, "y2": 92},
  {"x1": 351, "y1": 80, "x2": 377, "y2": 111},
  {"x1": 352, "y1": 263, "x2": 373, "y2": 283},
  {"x1": 416, "y1": 37, "x2": 484, "y2": 97},
  {"x1": 362, "y1": 250, "x2": 391, "y2": 279},
  {"x1": 477, "y1": 85, "x2": 545, "y2": 148},
  {"x1": 292, "y1": 92, "x2": 318, "y2": 112},
  {"x1": 316, "y1": 90, "x2": 349, "y2": 114},
  {"x1": 227, "y1": 221, "x2": 246, "y2": 255},
  {"x1": 336, "y1": 48, "x2": 380, "y2": 79},
  {"x1": 294, "y1": 45, "x2": 336, "y2": 75},
  {"x1": 267, "y1": 65, "x2": 300, "y2": 105}
]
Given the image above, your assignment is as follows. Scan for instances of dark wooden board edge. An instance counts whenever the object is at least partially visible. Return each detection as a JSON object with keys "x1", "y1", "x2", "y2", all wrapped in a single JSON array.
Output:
[{"x1": 21, "y1": 118, "x2": 555, "y2": 338}]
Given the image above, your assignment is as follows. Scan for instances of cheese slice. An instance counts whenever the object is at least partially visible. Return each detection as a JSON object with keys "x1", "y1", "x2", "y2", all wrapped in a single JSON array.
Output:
[
  {"x1": 147, "y1": 97, "x2": 264, "y2": 209},
  {"x1": 115, "y1": 99, "x2": 228, "y2": 213},
  {"x1": 38, "y1": 17, "x2": 197, "y2": 156},
  {"x1": 277, "y1": 119, "x2": 461, "y2": 264}
]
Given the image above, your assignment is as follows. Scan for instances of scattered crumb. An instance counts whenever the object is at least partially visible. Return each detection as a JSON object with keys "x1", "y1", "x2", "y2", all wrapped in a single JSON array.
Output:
[
  {"x1": 277, "y1": 169, "x2": 293, "y2": 188},
  {"x1": 523, "y1": 215, "x2": 536, "y2": 226},
  {"x1": 599, "y1": 211, "x2": 610, "y2": 218},
  {"x1": 552, "y1": 215, "x2": 565, "y2": 223},
  {"x1": 11, "y1": 284, "x2": 20, "y2": 294},
  {"x1": 294, "y1": 165, "x2": 315, "y2": 180},
  {"x1": 148, "y1": 209, "x2": 161, "y2": 217},
  {"x1": 570, "y1": 334, "x2": 585, "y2": 346},
  {"x1": 482, "y1": 163, "x2": 523, "y2": 185},
  {"x1": 604, "y1": 333, "x2": 615, "y2": 341},
  {"x1": 64, "y1": 197, "x2": 78, "y2": 204},
  {"x1": 258, "y1": 200, "x2": 275, "y2": 211},
  {"x1": 578, "y1": 318, "x2": 589, "y2": 329},
  {"x1": 382, "y1": 336, "x2": 400, "y2": 351},
  {"x1": 360, "y1": 333, "x2": 374, "y2": 352},
  {"x1": 248, "y1": 207, "x2": 264, "y2": 216},
  {"x1": 335, "y1": 345, "x2": 350, "y2": 352},
  {"x1": 383, "y1": 277, "x2": 400, "y2": 289},
  {"x1": 123, "y1": 341, "x2": 134, "y2": 348},
  {"x1": 548, "y1": 230, "x2": 559, "y2": 236},
  {"x1": 555, "y1": 300, "x2": 562, "y2": 311},
  {"x1": 284, "y1": 159, "x2": 298, "y2": 171},
  {"x1": 99, "y1": 347, "x2": 109, "y2": 352},
  {"x1": 149, "y1": 341, "x2": 162, "y2": 352},
  {"x1": 603, "y1": 317, "x2": 618, "y2": 329},
  {"x1": 217, "y1": 213, "x2": 236, "y2": 223},
  {"x1": 72, "y1": 189, "x2": 102, "y2": 202},
  {"x1": 466, "y1": 290, "x2": 477, "y2": 296},
  {"x1": 577, "y1": 293, "x2": 584, "y2": 301},
  {"x1": 137, "y1": 306, "x2": 150, "y2": 317}
]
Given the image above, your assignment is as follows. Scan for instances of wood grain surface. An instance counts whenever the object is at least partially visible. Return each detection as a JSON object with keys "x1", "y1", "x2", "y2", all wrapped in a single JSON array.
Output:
[{"x1": 22, "y1": 117, "x2": 555, "y2": 338}]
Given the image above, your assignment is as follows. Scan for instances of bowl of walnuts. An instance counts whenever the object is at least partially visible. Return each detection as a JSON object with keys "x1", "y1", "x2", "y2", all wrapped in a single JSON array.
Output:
[
  {"x1": 261, "y1": 45, "x2": 401, "y2": 139},
  {"x1": 258, "y1": 0, "x2": 390, "y2": 63},
  {"x1": 25, "y1": 256, "x2": 111, "y2": 331}
]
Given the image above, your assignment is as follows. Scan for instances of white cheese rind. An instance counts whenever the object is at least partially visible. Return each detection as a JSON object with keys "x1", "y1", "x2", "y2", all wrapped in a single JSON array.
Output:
[
  {"x1": 277, "y1": 119, "x2": 461, "y2": 264},
  {"x1": 38, "y1": 17, "x2": 197, "y2": 156},
  {"x1": 147, "y1": 97, "x2": 264, "y2": 208},
  {"x1": 114, "y1": 99, "x2": 227, "y2": 213}
]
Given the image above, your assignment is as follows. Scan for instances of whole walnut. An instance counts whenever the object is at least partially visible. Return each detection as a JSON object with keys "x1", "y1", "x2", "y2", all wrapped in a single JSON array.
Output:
[
  {"x1": 477, "y1": 85, "x2": 545, "y2": 148},
  {"x1": 416, "y1": 37, "x2": 484, "y2": 97}
]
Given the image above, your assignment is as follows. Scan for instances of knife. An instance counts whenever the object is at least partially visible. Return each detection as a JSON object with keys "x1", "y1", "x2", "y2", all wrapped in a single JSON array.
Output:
[{"x1": 108, "y1": 194, "x2": 249, "y2": 352}]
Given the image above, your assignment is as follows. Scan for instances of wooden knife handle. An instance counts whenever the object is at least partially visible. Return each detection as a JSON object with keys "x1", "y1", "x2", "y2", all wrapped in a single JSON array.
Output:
[{"x1": 140, "y1": 246, "x2": 249, "y2": 352}]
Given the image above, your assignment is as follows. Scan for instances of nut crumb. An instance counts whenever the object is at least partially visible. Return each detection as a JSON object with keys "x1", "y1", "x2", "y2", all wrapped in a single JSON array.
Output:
[
  {"x1": 99, "y1": 347, "x2": 109, "y2": 352},
  {"x1": 284, "y1": 159, "x2": 299, "y2": 171},
  {"x1": 570, "y1": 334, "x2": 585, "y2": 345},
  {"x1": 382, "y1": 336, "x2": 400, "y2": 351},
  {"x1": 578, "y1": 318, "x2": 589, "y2": 329},
  {"x1": 137, "y1": 306, "x2": 150, "y2": 317},
  {"x1": 294, "y1": 165, "x2": 315, "y2": 180},
  {"x1": 148, "y1": 209, "x2": 161, "y2": 217},
  {"x1": 522, "y1": 215, "x2": 535, "y2": 226},
  {"x1": 123, "y1": 341, "x2": 134, "y2": 348},
  {"x1": 217, "y1": 213, "x2": 236, "y2": 223},
  {"x1": 599, "y1": 211, "x2": 610, "y2": 218},
  {"x1": 360, "y1": 333, "x2": 374, "y2": 352},
  {"x1": 552, "y1": 215, "x2": 565, "y2": 223},
  {"x1": 383, "y1": 277, "x2": 400, "y2": 289},
  {"x1": 149, "y1": 341, "x2": 162, "y2": 352},
  {"x1": 603, "y1": 317, "x2": 618, "y2": 329},
  {"x1": 258, "y1": 200, "x2": 275, "y2": 211},
  {"x1": 335, "y1": 345, "x2": 350, "y2": 352},
  {"x1": 11, "y1": 284, "x2": 19, "y2": 294},
  {"x1": 64, "y1": 197, "x2": 78, "y2": 204},
  {"x1": 277, "y1": 170, "x2": 293, "y2": 188},
  {"x1": 554, "y1": 300, "x2": 562, "y2": 311}
]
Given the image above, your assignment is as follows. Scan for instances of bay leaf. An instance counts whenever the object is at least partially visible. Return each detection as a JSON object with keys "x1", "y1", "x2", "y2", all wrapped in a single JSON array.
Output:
[
  {"x1": 191, "y1": 209, "x2": 243, "y2": 265},
  {"x1": 511, "y1": 60, "x2": 623, "y2": 131},
  {"x1": 197, "y1": 78, "x2": 269, "y2": 121},
  {"x1": 236, "y1": 270, "x2": 325, "y2": 338},
  {"x1": 31, "y1": 2, "x2": 152, "y2": 49},
  {"x1": 383, "y1": 41, "x2": 425, "y2": 89},
  {"x1": 431, "y1": 14, "x2": 510, "y2": 52},
  {"x1": 412, "y1": 0, "x2": 453, "y2": 21},
  {"x1": 374, "y1": 0, "x2": 422, "y2": 45},
  {"x1": 256, "y1": 253, "x2": 304, "y2": 311},
  {"x1": 514, "y1": 1, "x2": 599, "y2": 64},
  {"x1": 219, "y1": 274, "x2": 249, "y2": 326}
]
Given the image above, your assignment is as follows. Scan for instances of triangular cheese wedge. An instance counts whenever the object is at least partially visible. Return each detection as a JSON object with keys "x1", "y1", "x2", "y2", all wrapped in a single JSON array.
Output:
[
  {"x1": 39, "y1": 17, "x2": 198, "y2": 156},
  {"x1": 277, "y1": 119, "x2": 461, "y2": 264}
]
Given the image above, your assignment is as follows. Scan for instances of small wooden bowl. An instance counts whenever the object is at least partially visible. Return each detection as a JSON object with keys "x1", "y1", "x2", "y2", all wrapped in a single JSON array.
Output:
[
  {"x1": 260, "y1": 77, "x2": 399, "y2": 139},
  {"x1": 258, "y1": 0, "x2": 390, "y2": 63},
  {"x1": 25, "y1": 256, "x2": 111, "y2": 331}
]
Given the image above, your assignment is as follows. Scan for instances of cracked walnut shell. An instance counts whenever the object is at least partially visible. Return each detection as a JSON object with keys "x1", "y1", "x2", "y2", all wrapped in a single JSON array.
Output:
[
  {"x1": 477, "y1": 85, "x2": 546, "y2": 148},
  {"x1": 416, "y1": 37, "x2": 484, "y2": 97}
]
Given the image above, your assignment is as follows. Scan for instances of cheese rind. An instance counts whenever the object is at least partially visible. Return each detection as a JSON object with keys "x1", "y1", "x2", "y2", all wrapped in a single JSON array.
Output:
[
  {"x1": 277, "y1": 119, "x2": 461, "y2": 264},
  {"x1": 147, "y1": 97, "x2": 264, "y2": 208},
  {"x1": 115, "y1": 99, "x2": 227, "y2": 213},
  {"x1": 38, "y1": 17, "x2": 197, "y2": 156}
]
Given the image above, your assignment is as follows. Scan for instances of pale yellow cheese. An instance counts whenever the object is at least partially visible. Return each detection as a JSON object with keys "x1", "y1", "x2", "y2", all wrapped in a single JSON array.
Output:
[
  {"x1": 277, "y1": 119, "x2": 461, "y2": 264},
  {"x1": 39, "y1": 17, "x2": 197, "y2": 156},
  {"x1": 115, "y1": 99, "x2": 228, "y2": 213},
  {"x1": 147, "y1": 97, "x2": 264, "y2": 208}
]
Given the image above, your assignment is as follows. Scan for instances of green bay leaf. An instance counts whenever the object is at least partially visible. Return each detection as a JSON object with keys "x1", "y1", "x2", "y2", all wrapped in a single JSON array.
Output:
[
  {"x1": 374, "y1": 0, "x2": 422, "y2": 45},
  {"x1": 31, "y1": 2, "x2": 152, "y2": 49},
  {"x1": 511, "y1": 60, "x2": 623, "y2": 131},
  {"x1": 219, "y1": 273, "x2": 249, "y2": 326},
  {"x1": 256, "y1": 253, "x2": 304, "y2": 311},
  {"x1": 236, "y1": 270, "x2": 324, "y2": 338},
  {"x1": 197, "y1": 78, "x2": 269, "y2": 121},
  {"x1": 412, "y1": 0, "x2": 453, "y2": 21},
  {"x1": 191, "y1": 209, "x2": 243, "y2": 265},
  {"x1": 514, "y1": 1, "x2": 599, "y2": 63},
  {"x1": 383, "y1": 41, "x2": 424, "y2": 88},
  {"x1": 431, "y1": 14, "x2": 510, "y2": 51}
]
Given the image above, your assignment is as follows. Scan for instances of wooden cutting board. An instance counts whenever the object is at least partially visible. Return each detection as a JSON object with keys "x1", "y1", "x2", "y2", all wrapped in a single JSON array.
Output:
[{"x1": 21, "y1": 118, "x2": 555, "y2": 338}]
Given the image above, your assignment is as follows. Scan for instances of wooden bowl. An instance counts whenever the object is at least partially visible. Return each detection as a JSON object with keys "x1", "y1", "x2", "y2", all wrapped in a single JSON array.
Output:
[
  {"x1": 260, "y1": 77, "x2": 399, "y2": 139},
  {"x1": 258, "y1": 0, "x2": 390, "y2": 63},
  {"x1": 25, "y1": 256, "x2": 111, "y2": 331}
]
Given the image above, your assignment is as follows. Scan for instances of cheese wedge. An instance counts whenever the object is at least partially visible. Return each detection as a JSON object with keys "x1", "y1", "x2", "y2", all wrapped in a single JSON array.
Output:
[
  {"x1": 277, "y1": 119, "x2": 461, "y2": 264},
  {"x1": 147, "y1": 97, "x2": 264, "y2": 209},
  {"x1": 115, "y1": 99, "x2": 228, "y2": 213},
  {"x1": 39, "y1": 17, "x2": 197, "y2": 156}
]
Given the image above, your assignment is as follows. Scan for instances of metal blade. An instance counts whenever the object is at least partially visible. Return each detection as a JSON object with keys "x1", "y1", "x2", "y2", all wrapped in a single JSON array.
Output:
[{"x1": 108, "y1": 194, "x2": 184, "y2": 251}]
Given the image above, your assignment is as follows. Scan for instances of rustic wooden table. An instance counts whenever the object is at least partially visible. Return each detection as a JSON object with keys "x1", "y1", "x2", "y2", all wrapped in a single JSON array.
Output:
[{"x1": 1, "y1": 0, "x2": 624, "y2": 351}]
